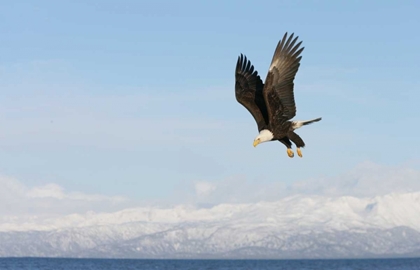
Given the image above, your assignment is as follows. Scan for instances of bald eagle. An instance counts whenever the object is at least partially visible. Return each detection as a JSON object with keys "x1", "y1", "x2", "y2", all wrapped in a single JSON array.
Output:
[{"x1": 235, "y1": 32, "x2": 321, "y2": 158}]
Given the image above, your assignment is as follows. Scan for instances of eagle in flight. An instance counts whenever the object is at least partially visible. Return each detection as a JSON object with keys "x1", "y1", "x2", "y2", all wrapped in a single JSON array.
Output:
[{"x1": 235, "y1": 32, "x2": 321, "y2": 158}]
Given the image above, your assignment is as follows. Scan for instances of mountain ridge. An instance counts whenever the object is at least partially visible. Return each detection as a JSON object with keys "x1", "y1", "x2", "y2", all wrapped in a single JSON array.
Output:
[{"x1": 1, "y1": 192, "x2": 420, "y2": 258}]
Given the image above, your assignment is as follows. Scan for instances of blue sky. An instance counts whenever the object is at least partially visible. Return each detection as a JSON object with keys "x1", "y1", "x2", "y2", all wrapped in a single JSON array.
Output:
[{"x1": 1, "y1": 0, "x2": 419, "y2": 207}]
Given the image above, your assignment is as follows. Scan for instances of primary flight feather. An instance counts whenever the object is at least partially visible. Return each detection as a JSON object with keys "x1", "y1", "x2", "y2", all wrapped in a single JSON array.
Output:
[{"x1": 235, "y1": 32, "x2": 321, "y2": 158}]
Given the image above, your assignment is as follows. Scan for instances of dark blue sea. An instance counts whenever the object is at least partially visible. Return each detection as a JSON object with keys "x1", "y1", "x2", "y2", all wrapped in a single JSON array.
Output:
[{"x1": 0, "y1": 258, "x2": 419, "y2": 270}]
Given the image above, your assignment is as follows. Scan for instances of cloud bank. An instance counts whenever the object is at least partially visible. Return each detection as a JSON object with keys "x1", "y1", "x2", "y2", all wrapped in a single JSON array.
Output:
[
  {"x1": 0, "y1": 175, "x2": 128, "y2": 217},
  {"x1": 181, "y1": 160, "x2": 420, "y2": 205},
  {"x1": 1, "y1": 160, "x2": 419, "y2": 232}
]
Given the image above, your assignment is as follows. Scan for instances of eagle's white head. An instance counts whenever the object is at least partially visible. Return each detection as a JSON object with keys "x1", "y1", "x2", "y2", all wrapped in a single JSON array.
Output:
[{"x1": 253, "y1": 129, "x2": 274, "y2": 147}]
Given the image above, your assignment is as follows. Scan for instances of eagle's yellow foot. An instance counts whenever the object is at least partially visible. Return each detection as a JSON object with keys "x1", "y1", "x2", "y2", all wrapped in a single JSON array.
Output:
[
  {"x1": 297, "y1": 148, "x2": 302, "y2": 158},
  {"x1": 287, "y1": 148, "x2": 294, "y2": 158}
]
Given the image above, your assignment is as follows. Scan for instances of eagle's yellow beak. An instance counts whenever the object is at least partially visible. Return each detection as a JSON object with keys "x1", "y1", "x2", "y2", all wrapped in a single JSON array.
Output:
[{"x1": 253, "y1": 139, "x2": 260, "y2": 147}]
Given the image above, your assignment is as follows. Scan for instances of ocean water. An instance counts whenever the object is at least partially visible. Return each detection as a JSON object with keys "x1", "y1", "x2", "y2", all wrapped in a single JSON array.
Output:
[{"x1": 0, "y1": 258, "x2": 419, "y2": 270}]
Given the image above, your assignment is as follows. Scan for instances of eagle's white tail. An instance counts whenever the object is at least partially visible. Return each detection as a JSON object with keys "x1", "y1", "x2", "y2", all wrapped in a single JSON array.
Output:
[{"x1": 292, "y1": 117, "x2": 322, "y2": 130}]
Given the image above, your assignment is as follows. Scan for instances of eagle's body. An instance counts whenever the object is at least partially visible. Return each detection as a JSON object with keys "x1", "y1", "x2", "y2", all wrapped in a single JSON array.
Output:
[{"x1": 235, "y1": 32, "x2": 321, "y2": 158}]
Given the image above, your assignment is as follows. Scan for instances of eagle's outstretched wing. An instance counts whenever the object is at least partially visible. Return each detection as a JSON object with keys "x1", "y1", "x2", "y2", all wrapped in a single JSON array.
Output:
[
  {"x1": 235, "y1": 54, "x2": 269, "y2": 131},
  {"x1": 263, "y1": 33, "x2": 304, "y2": 126}
]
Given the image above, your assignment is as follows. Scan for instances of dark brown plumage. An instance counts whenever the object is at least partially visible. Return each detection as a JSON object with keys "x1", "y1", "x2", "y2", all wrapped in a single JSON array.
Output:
[{"x1": 235, "y1": 32, "x2": 321, "y2": 158}]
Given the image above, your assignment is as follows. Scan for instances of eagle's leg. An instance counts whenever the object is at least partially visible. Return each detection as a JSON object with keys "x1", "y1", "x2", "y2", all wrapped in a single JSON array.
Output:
[
  {"x1": 287, "y1": 148, "x2": 294, "y2": 158},
  {"x1": 278, "y1": 138, "x2": 294, "y2": 158},
  {"x1": 288, "y1": 131, "x2": 305, "y2": 158}
]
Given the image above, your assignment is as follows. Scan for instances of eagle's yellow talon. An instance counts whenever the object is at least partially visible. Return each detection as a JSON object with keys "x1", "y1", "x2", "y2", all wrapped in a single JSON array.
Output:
[
  {"x1": 287, "y1": 149, "x2": 294, "y2": 158},
  {"x1": 297, "y1": 148, "x2": 302, "y2": 158}
]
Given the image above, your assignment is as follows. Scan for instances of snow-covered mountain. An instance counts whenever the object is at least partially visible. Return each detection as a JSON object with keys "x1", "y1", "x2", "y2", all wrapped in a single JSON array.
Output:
[{"x1": 1, "y1": 192, "x2": 420, "y2": 259}]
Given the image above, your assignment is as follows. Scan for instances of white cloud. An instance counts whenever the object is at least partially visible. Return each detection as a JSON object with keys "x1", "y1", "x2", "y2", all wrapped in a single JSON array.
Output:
[
  {"x1": 27, "y1": 183, "x2": 66, "y2": 199},
  {"x1": 174, "y1": 175, "x2": 287, "y2": 205},
  {"x1": 290, "y1": 160, "x2": 420, "y2": 197},
  {"x1": 176, "y1": 160, "x2": 420, "y2": 205},
  {"x1": 0, "y1": 175, "x2": 129, "y2": 217},
  {"x1": 26, "y1": 183, "x2": 127, "y2": 203},
  {"x1": 194, "y1": 181, "x2": 216, "y2": 197}
]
